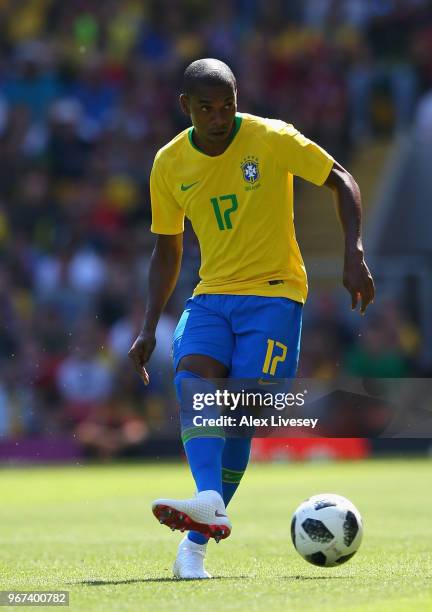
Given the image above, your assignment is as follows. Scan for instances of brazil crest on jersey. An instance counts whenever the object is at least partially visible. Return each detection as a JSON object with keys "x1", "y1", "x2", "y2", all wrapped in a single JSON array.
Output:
[{"x1": 150, "y1": 113, "x2": 334, "y2": 303}]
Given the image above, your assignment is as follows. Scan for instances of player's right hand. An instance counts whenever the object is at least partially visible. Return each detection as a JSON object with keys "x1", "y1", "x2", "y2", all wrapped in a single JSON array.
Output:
[{"x1": 128, "y1": 331, "x2": 156, "y2": 386}]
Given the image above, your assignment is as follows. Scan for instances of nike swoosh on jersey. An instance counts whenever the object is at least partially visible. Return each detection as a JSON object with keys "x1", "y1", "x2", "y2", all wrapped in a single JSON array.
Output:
[{"x1": 181, "y1": 181, "x2": 200, "y2": 191}]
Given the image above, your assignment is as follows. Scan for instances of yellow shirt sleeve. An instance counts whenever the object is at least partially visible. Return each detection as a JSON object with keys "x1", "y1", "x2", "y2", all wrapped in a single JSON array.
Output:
[
  {"x1": 150, "y1": 156, "x2": 185, "y2": 234},
  {"x1": 268, "y1": 121, "x2": 334, "y2": 186}
]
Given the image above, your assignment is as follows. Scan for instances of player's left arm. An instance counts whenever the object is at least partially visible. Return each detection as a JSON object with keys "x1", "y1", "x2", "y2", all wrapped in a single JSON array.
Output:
[{"x1": 324, "y1": 160, "x2": 375, "y2": 315}]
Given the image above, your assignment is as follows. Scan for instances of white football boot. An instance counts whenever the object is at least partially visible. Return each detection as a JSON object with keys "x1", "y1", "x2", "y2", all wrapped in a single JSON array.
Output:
[
  {"x1": 152, "y1": 489, "x2": 231, "y2": 542},
  {"x1": 173, "y1": 535, "x2": 211, "y2": 579}
]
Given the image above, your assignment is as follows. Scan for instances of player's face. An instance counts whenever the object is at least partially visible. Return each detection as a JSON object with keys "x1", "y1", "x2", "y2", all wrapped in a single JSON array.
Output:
[{"x1": 181, "y1": 84, "x2": 237, "y2": 145}]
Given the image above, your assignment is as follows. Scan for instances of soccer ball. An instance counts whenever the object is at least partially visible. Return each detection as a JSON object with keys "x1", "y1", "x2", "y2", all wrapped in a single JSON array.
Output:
[{"x1": 291, "y1": 493, "x2": 363, "y2": 567}]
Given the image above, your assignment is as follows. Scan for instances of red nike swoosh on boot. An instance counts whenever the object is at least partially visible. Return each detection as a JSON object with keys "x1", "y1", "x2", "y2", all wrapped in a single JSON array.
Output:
[{"x1": 215, "y1": 510, "x2": 227, "y2": 517}]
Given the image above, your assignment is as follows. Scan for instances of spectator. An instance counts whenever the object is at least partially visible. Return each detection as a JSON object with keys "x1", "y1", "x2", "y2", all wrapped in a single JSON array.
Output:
[{"x1": 0, "y1": 0, "x2": 428, "y2": 451}]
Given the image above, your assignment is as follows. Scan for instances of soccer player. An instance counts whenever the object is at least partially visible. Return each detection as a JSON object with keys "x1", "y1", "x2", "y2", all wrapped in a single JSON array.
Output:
[{"x1": 128, "y1": 58, "x2": 375, "y2": 579}]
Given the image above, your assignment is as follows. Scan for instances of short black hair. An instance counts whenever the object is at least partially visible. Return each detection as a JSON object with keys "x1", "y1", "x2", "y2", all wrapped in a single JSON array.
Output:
[{"x1": 183, "y1": 58, "x2": 236, "y2": 96}]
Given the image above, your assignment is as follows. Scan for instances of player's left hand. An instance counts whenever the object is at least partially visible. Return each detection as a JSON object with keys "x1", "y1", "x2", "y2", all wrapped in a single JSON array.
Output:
[{"x1": 343, "y1": 250, "x2": 375, "y2": 315}]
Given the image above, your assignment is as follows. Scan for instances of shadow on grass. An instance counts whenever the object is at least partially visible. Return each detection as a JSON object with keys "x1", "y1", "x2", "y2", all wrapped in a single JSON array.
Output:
[
  {"x1": 74, "y1": 576, "x2": 251, "y2": 586},
  {"x1": 73, "y1": 574, "x2": 349, "y2": 586},
  {"x1": 291, "y1": 575, "x2": 352, "y2": 581}
]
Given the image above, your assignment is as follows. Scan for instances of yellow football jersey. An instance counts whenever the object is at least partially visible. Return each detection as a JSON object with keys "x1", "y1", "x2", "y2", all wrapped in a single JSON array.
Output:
[{"x1": 150, "y1": 113, "x2": 334, "y2": 303}]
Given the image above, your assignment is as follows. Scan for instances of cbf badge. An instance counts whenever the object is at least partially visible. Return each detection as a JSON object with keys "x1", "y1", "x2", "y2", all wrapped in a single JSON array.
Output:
[{"x1": 241, "y1": 156, "x2": 260, "y2": 184}]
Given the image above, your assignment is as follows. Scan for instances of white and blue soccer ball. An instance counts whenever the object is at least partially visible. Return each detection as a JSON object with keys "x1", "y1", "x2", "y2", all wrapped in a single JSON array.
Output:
[{"x1": 291, "y1": 493, "x2": 363, "y2": 567}]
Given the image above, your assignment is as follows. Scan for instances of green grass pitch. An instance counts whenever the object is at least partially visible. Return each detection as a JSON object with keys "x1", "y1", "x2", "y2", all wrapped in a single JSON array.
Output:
[{"x1": 1, "y1": 458, "x2": 431, "y2": 611}]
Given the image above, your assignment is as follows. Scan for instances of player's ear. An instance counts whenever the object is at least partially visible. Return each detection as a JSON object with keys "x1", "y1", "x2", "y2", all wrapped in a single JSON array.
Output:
[{"x1": 179, "y1": 93, "x2": 190, "y2": 116}]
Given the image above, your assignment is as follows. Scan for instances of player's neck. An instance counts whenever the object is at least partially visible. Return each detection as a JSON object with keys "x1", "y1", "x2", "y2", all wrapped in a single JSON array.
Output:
[{"x1": 191, "y1": 122, "x2": 236, "y2": 157}]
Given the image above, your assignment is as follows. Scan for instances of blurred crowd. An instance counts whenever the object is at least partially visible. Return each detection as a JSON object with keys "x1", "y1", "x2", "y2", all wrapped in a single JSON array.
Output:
[{"x1": 0, "y1": 0, "x2": 430, "y2": 458}]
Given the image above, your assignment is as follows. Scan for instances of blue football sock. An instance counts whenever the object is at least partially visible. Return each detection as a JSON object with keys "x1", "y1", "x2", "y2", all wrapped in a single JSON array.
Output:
[
  {"x1": 184, "y1": 436, "x2": 225, "y2": 545},
  {"x1": 175, "y1": 370, "x2": 226, "y2": 546},
  {"x1": 221, "y1": 437, "x2": 251, "y2": 506},
  {"x1": 175, "y1": 370, "x2": 225, "y2": 495},
  {"x1": 183, "y1": 436, "x2": 225, "y2": 495},
  {"x1": 188, "y1": 532, "x2": 211, "y2": 545}
]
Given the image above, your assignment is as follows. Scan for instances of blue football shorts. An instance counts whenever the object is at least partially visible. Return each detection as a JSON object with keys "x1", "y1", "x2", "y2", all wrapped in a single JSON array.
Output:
[{"x1": 172, "y1": 294, "x2": 303, "y2": 378}]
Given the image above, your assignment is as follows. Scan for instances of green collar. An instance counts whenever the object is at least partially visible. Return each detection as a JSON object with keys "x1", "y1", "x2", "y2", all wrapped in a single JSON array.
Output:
[{"x1": 188, "y1": 115, "x2": 242, "y2": 156}]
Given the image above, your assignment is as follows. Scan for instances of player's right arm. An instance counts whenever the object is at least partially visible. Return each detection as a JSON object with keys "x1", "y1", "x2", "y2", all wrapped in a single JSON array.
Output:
[
  {"x1": 129, "y1": 153, "x2": 185, "y2": 384},
  {"x1": 128, "y1": 234, "x2": 183, "y2": 385}
]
